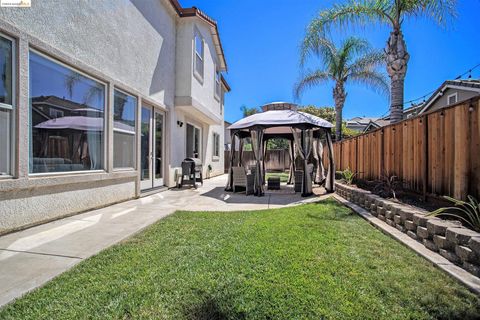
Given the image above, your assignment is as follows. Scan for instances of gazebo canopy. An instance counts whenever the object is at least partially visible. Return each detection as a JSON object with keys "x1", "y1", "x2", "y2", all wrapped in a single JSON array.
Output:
[
  {"x1": 226, "y1": 102, "x2": 336, "y2": 197},
  {"x1": 228, "y1": 109, "x2": 333, "y2": 138}
]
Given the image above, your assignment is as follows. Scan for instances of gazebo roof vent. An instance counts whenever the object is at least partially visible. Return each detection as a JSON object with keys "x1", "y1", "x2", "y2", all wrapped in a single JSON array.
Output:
[{"x1": 261, "y1": 101, "x2": 297, "y2": 112}]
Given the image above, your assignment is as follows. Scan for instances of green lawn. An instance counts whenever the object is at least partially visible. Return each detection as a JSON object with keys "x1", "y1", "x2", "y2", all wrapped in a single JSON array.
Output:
[
  {"x1": 265, "y1": 172, "x2": 289, "y2": 183},
  {"x1": 1, "y1": 199, "x2": 479, "y2": 319}
]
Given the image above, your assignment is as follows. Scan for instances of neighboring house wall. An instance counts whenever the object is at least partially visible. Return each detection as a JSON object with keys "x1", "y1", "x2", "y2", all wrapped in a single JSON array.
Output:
[
  {"x1": 0, "y1": 0, "x2": 228, "y2": 233},
  {"x1": 425, "y1": 88, "x2": 479, "y2": 113}
]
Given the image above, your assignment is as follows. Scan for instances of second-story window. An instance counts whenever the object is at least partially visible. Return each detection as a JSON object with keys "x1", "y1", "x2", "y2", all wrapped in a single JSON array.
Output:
[
  {"x1": 194, "y1": 30, "x2": 204, "y2": 81},
  {"x1": 214, "y1": 67, "x2": 221, "y2": 100}
]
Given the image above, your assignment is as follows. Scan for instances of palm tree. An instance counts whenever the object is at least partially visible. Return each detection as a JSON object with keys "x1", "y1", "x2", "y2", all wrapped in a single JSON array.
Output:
[
  {"x1": 306, "y1": 0, "x2": 456, "y2": 123},
  {"x1": 240, "y1": 105, "x2": 259, "y2": 117},
  {"x1": 295, "y1": 36, "x2": 388, "y2": 140}
]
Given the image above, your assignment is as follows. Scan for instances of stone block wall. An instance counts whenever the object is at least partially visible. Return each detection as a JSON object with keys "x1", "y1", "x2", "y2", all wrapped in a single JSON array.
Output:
[{"x1": 335, "y1": 182, "x2": 480, "y2": 277}]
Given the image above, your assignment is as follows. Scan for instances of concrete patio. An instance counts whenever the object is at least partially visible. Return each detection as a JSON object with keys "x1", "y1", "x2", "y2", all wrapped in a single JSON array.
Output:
[{"x1": 0, "y1": 174, "x2": 327, "y2": 307}]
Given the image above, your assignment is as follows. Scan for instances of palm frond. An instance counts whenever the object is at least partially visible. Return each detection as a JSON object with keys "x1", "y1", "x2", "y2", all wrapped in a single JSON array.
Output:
[
  {"x1": 308, "y1": 0, "x2": 394, "y2": 36},
  {"x1": 294, "y1": 70, "x2": 331, "y2": 100},
  {"x1": 349, "y1": 50, "x2": 386, "y2": 74},
  {"x1": 348, "y1": 69, "x2": 390, "y2": 97},
  {"x1": 299, "y1": 33, "x2": 337, "y2": 68},
  {"x1": 401, "y1": 0, "x2": 457, "y2": 26},
  {"x1": 337, "y1": 37, "x2": 372, "y2": 76}
]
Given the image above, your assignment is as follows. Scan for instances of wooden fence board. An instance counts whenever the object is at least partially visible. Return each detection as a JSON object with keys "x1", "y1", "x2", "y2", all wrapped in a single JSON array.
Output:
[{"x1": 332, "y1": 98, "x2": 480, "y2": 200}]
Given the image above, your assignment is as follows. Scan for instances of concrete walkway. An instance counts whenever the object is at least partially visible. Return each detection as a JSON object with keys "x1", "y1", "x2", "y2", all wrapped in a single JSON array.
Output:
[{"x1": 0, "y1": 174, "x2": 325, "y2": 307}]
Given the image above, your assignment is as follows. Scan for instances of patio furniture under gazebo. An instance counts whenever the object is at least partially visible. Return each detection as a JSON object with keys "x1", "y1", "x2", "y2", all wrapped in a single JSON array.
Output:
[{"x1": 226, "y1": 102, "x2": 335, "y2": 197}]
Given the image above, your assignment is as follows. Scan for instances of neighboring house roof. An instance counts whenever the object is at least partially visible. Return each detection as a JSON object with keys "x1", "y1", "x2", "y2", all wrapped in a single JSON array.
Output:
[
  {"x1": 168, "y1": 0, "x2": 227, "y2": 71},
  {"x1": 31, "y1": 95, "x2": 99, "y2": 112},
  {"x1": 419, "y1": 79, "x2": 480, "y2": 114},
  {"x1": 346, "y1": 117, "x2": 380, "y2": 126},
  {"x1": 363, "y1": 119, "x2": 390, "y2": 132}
]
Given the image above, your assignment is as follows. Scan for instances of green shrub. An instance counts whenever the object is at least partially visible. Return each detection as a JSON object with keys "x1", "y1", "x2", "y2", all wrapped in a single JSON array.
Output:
[{"x1": 428, "y1": 195, "x2": 480, "y2": 232}]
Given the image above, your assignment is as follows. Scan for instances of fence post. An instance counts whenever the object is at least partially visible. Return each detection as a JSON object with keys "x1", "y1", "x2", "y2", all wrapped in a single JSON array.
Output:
[
  {"x1": 380, "y1": 129, "x2": 385, "y2": 176},
  {"x1": 422, "y1": 115, "x2": 428, "y2": 201}
]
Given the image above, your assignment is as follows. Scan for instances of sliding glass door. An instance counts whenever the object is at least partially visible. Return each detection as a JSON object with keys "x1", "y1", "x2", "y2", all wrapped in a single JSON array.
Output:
[{"x1": 140, "y1": 105, "x2": 164, "y2": 190}]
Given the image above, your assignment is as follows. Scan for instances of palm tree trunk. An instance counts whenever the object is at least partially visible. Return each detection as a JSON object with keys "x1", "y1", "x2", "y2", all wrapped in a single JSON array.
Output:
[
  {"x1": 386, "y1": 29, "x2": 409, "y2": 123},
  {"x1": 333, "y1": 82, "x2": 346, "y2": 141}
]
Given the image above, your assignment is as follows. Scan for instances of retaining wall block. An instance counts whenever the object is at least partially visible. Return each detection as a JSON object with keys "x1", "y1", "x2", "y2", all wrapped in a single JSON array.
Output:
[
  {"x1": 396, "y1": 224, "x2": 406, "y2": 232},
  {"x1": 455, "y1": 245, "x2": 476, "y2": 263},
  {"x1": 393, "y1": 215, "x2": 402, "y2": 225},
  {"x1": 405, "y1": 220, "x2": 416, "y2": 231},
  {"x1": 439, "y1": 249, "x2": 460, "y2": 263},
  {"x1": 385, "y1": 210, "x2": 394, "y2": 220},
  {"x1": 423, "y1": 239, "x2": 439, "y2": 252},
  {"x1": 468, "y1": 236, "x2": 480, "y2": 257},
  {"x1": 386, "y1": 219, "x2": 395, "y2": 227},
  {"x1": 446, "y1": 227, "x2": 479, "y2": 246},
  {"x1": 433, "y1": 235, "x2": 453, "y2": 250},
  {"x1": 417, "y1": 226, "x2": 429, "y2": 240},
  {"x1": 378, "y1": 215, "x2": 386, "y2": 222},
  {"x1": 463, "y1": 262, "x2": 480, "y2": 277},
  {"x1": 426, "y1": 219, "x2": 461, "y2": 237},
  {"x1": 407, "y1": 230, "x2": 418, "y2": 240},
  {"x1": 370, "y1": 204, "x2": 378, "y2": 216},
  {"x1": 399, "y1": 208, "x2": 414, "y2": 222},
  {"x1": 412, "y1": 213, "x2": 429, "y2": 228}
]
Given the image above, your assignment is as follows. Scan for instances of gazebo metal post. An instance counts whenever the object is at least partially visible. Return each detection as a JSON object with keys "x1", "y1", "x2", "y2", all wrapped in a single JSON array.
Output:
[{"x1": 325, "y1": 129, "x2": 336, "y2": 192}]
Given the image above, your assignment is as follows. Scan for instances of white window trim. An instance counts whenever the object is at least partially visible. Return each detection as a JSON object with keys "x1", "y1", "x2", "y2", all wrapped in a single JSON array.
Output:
[
  {"x1": 0, "y1": 32, "x2": 15, "y2": 179},
  {"x1": 447, "y1": 92, "x2": 458, "y2": 105},
  {"x1": 28, "y1": 48, "x2": 108, "y2": 175},
  {"x1": 214, "y1": 65, "x2": 220, "y2": 101},
  {"x1": 193, "y1": 29, "x2": 204, "y2": 84},
  {"x1": 212, "y1": 132, "x2": 220, "y2": 160},
  {"x1": 186, "y1": 122, "x2": 202, "y2": 160}
]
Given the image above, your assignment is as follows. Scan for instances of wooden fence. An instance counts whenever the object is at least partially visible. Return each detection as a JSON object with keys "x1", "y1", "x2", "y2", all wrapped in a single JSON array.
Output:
[
  {"x1": 332, "y1": 97, "x2": 480, "y2": 200},
  {"x1": 224, "y1": 149, "x2": 290, "y2": 173}
]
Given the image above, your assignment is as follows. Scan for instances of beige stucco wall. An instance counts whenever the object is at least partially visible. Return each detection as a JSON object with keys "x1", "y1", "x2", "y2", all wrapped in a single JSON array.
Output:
[{"x1": 0, "y1": 0, "x2": 227, "y2": 232}]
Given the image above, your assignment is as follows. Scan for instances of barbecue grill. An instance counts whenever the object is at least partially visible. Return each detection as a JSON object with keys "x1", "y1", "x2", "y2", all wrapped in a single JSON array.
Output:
[{"x1": 180, "y1": 157, "x2": 203, "y2": 188}]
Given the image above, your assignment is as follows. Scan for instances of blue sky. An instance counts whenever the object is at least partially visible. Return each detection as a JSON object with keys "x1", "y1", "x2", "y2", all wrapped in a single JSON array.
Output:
[{"x1": 182, "y1": 0, "x2": 480, "y2": 123}]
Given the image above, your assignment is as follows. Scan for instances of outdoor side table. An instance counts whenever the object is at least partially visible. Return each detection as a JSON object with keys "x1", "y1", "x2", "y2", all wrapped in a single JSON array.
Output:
[{"x1": 268, "y1": 177, "x2": 281, "y2": 190}]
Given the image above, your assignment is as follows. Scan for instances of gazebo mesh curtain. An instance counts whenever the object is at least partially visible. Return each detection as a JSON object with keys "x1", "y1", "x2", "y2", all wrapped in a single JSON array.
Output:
[
  {"x1": 292, "y1": 128, "x2": 313, "y2": 196},
  {"x1": 312, "y1": 138, "x2": 326, "y2": 184},
  {"x1": 250, "y1": 127, "x2": 265, "y2": 196}
]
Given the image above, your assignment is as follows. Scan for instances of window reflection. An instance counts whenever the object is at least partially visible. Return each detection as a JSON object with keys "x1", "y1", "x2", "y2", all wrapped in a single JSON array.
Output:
[
  {"x1": 0, "y1": 36, "x2": 12, "y2": 176},
  {"x1": 113, "y1": 90, "x2": 136, "y2": 168},
  {"x1": 29, "y1": 51, "x2": 105, "y2": 173}
]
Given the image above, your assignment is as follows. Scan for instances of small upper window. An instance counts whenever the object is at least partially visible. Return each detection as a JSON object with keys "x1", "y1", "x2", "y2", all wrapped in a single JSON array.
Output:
[
  {"x1": 214, "y1": 67, "x2": 221, "y2": 100},
  {"x1": 194, "y1": 30, "x2": 204, "y2": 81},
  {"x1": 447, "y1": 93, "x2": 457, "y2": 105}
]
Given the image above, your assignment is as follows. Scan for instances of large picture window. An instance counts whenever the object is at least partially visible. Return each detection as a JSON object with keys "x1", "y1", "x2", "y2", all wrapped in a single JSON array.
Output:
[
  {"x1": 29, "y1": 51, "x2": 105, "y2": 173},
  {"x1": 0, "y1": 35, "x2": 13, "y2": 176},
  {"x1": 113, "y1": 89, "x2": 137, "y2": 169},
  {"x1": 194, "y1": 30, "x2": 204, "y2": 80}
]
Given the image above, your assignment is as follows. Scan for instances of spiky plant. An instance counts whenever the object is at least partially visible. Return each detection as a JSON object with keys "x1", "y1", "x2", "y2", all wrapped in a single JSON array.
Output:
[
  {"x1": 305, "y1": 0, "x2": 457, "y2": 123},
  {"x1": 295, "y1": 36, "x2": 388, "y2": 140},
  {"x1": 428, "y1": 196, "x2": 480, "y2": 232}
]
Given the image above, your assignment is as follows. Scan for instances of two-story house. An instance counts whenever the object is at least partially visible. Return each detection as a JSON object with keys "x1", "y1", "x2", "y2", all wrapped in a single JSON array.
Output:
[{"x1": 0, "y1": 0, "x2": 230, "y2": 234}]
